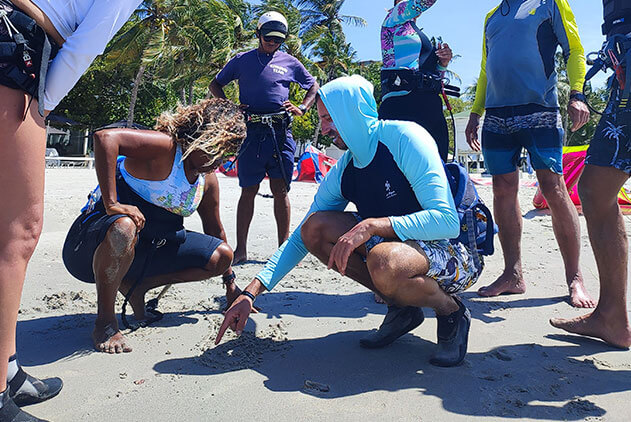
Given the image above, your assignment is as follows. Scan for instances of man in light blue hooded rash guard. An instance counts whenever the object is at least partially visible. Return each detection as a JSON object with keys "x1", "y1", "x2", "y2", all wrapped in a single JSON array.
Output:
[{"x1": 215, "y1": 75, "x2": 484, "y2": 367}]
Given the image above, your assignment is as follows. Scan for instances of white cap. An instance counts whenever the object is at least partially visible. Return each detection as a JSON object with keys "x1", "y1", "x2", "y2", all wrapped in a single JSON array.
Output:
[{"x1": 257, "y1": 11, "x2": 288, "y2": 38}]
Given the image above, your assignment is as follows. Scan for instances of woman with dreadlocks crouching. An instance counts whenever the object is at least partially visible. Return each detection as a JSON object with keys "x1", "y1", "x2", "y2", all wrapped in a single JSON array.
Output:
[{"x1": 62, "y1": 98, "x2": 251, "y2": 357}]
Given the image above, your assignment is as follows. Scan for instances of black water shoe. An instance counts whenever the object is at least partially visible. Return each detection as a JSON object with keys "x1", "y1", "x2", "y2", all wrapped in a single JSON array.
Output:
[
  {"x1": 430, "y1": 297, "x2": 471, "y2": 367},
  {"x1": 8, "y1": 363, "x2": 62, "y2": 407},
  {"x1": 360, "y1": 305, "x2": 425, "y2": 349},
  {"x1": 0, "y1": 388, "x2": 48, "y2": 422}
]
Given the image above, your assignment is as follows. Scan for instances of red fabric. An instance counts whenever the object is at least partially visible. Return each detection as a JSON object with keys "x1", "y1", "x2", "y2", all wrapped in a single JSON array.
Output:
[{"x1": 533, "y1": 148, "x2": 631, "y2": 211}]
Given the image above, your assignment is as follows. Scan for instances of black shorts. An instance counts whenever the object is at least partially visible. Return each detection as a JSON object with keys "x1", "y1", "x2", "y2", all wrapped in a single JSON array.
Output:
[
  {"x1": 62, "y1": 210, "x2": 224, "y2": 284},
  {"x1": 585, "y1": 82, "x2": 631, "y2": 175}
]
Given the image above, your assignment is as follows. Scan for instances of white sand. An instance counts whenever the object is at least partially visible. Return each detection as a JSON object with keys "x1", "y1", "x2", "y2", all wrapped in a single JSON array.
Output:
[{"x1": 15, "y1": 169, "x2": 631, "y2": 421}]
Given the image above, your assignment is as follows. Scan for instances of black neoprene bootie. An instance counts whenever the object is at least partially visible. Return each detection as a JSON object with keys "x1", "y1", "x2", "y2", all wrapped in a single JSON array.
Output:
[
  {"x1": 7, "y1": 355, "x2": 62, "y2": 407},
  {"x1": 430, "y1": 297, "x2": 471, "y2": 367},
  {"x1": 359, "y1": 305, "x2": 425, "y2": 349},
  {"x1": 0, "y1": 388, "x2": 48, "y2": 422}
]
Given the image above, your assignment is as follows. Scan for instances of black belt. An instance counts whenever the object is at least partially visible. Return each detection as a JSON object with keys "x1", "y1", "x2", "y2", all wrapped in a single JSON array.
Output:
[
  {"x1": 381, "y1": 69, "x2": 460, "y2": 98},
  {"x1": 245, "y1": 111, "x2": 291, "y2": 126}
]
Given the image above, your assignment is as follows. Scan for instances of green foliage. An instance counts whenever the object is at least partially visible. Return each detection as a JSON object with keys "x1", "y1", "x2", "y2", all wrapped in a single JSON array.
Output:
[
  {"x1": 56, "y1": 59, "x2": 178, "y2": 129},
  {"x1": 57, "y1": 0, "x2": 371, "y2": 139}
]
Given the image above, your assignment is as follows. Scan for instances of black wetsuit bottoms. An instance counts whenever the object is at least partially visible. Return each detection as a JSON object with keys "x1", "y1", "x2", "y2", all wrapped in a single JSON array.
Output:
[{"x1": 378, "y1": 88, "x2": 449, "y2": 162}]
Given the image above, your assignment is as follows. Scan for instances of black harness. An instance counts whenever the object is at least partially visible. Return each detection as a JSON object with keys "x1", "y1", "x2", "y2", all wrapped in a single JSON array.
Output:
[
  {"x1": 584, "y1": 33, "x2": 631, "y2": 115},
  {"x1": 243, "y1": 110, "x2": 293, "y2": 192},
  {"x1": 0, "y1": 0, "x2": 57, "y2": 117},
  {"x1": 602, "y1": 0, "x2": 631, "y2": 37},
  {"x1": 380, "y1": 24, "x2": 460, "y2": 99}
]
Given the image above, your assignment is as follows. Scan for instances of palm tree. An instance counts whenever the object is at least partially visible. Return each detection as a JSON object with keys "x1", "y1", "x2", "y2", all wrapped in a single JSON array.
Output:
[
  {"x1": 311, "y1": 31, "x2": 356, "y2": 82},
  {"x1": 154, "y1": 0, "x2": 246, "y2": 104},
  {"x1": 103, "y1": 0, "x2": 180, "y2": 126},
  {"x1": 295, "y1": 0, "x2": 366, "y2": 49}
]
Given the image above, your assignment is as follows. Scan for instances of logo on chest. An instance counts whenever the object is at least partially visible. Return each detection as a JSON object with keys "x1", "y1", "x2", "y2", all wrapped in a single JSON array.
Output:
[
  {"x1": 385, "y1": 180, "x2": 398, "y2": 200},
  {"x1": 270, "y1": 64, "x2": 288, "y2": 75}
]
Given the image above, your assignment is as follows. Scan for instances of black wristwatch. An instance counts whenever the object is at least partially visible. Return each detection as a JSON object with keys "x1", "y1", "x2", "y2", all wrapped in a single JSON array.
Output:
[
  {"x1": 298, "y1": 104, "x2": 307, "y2": 113},
  {"x1": 569, "y1": 92, "x2": 587, "y2": 103}
]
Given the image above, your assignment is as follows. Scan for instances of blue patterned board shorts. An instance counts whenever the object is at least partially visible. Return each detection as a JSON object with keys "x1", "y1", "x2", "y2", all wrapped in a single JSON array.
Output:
[
  {"x1": 352, "y1": 213, "x2": 483, "y2": 294},
  {"x1": 482, "y1": 104, "x2": 564, "y2": 175},
  {"x1": 586, "y1": 82, "x2": 631, "y2": 175}
]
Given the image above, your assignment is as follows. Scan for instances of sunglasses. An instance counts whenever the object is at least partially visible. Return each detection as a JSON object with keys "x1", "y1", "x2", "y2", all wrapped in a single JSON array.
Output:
[{"x1": 263, "y1": 35, "x2": 284, "y2": 44}]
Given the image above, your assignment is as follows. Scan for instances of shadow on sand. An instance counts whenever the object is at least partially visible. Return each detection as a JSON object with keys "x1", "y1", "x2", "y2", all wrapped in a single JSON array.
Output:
[{"x1": 155, "y1": 326, "x2": 627, "y2": 420}]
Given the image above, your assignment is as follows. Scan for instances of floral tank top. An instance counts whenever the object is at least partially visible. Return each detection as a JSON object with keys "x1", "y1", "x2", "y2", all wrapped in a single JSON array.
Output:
[{"x1": 120, "y1": 144, "x2": 205, "y2": 217}]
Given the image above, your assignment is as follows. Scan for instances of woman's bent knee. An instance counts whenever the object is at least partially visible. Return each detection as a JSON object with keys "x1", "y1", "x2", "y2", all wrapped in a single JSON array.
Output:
[
  {"x1": 205, "y1": 243, "x2": 233, "y2": 274},
  {"x1": 102, "y1": 217, "x2": 137, "y2": 257}
]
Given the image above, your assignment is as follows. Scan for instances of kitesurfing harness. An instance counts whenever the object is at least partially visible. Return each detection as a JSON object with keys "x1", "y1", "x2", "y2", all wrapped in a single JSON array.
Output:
[
  {"x1": 380, "y1": 24, "x2": 460, "y2": 153},
  {"x1": 243, "y1": 110, "x2": 293, "y2": 192},
  {"x1": 0, "y1": 0, "x2": 57, "y2": 117},
  {"x1": 584, "y1": 33, "x2": 631, "y2": 115},
  {"x1": 582, "y1": 0, "x2": 631, "y2": 115}
]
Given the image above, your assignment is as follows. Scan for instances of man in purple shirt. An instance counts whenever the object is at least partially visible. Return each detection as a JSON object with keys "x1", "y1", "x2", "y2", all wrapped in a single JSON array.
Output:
[{"x1": 209, "y1": 11, "x2": 319, "y2": 264}]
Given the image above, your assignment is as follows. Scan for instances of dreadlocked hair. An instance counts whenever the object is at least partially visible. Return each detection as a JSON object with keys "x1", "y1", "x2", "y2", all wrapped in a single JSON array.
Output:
[{"x1": 155, "y1": 98, "x2": 246, "y2": 165}]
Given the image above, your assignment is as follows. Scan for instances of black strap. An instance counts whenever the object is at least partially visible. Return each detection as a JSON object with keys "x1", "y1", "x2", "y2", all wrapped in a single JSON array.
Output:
[
  {"x1": 120, "y1": 238, "x2": 162, "y2": 331},
  {"x1": 8, "y1": 367, "x2": 27, "y2": 394},
  {"x1": 267, "y1": 116, "x2": 292, "y2": 192},
  {"x1": 410, "y1": 21, "x2": 433, "y2": 71},
  {"x1": 120, "y1": 228, "x2": 186, "y2": 330}
]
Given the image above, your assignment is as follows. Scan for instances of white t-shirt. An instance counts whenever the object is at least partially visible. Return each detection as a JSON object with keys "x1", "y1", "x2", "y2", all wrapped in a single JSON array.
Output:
[{"x1": 31, "y1": 0, "x2": 142, "y2": 110}]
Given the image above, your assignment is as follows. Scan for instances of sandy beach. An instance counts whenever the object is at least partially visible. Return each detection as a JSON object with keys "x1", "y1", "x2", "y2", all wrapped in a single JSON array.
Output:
[{"x1": 15, "y1": 168, "x2": 631, "y2": 421}]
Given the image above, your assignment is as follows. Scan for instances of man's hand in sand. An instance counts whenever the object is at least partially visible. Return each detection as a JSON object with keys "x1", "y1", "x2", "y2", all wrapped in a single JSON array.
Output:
[
  {"x1": 215, "y1": 282, "x2": 262, "y2": 344},
  {"x1": 465, "y1": 113, "x2": 482, "y2": 151}
]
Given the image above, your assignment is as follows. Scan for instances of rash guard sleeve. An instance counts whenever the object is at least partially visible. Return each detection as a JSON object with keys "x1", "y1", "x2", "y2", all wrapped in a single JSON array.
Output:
[
  {"x1": 385, "y1": 124, "x2": 460, "y2": 241},
  {"x1": 255, "y1": 155, "x2": 350, "y2": 291},
  {"x1": 471, "y1": 7, "x2": 499, "y2": 116},
  {"x1": 553, "y1": 0, "x2": 586, "y2": 93},
  {"x1": 43, "y1": 0, "x2": 142, "y2": 111},
  {"x1": 382, "y1": 0, "x2": 438, "y2": 28}
]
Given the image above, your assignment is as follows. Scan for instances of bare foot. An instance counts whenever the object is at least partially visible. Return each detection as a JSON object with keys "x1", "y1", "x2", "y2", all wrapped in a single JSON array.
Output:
[
  {"x1": 232, "y1": 248, "x2": 247, "y2": 265},
  {"x1": 550, "y1": 311, "x2": 631, "y2": 349},
  {"x1": 92, "y1": 321, "x2": 132, "y2": 353},
  {"x1": 374, "y1": 293, "x2": 386, "y2": 304},
  {"x1": 477, "y1": 270, "x2": 526, "y2": 297},
  {"x1": 567, "y1": 275, "x2": 596, "y2": 308}
]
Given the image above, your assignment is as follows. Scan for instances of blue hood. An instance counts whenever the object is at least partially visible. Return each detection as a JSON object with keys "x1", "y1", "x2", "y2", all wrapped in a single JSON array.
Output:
[{"x1": 318, "y1": 75, "x2": 381, "y2": 168}]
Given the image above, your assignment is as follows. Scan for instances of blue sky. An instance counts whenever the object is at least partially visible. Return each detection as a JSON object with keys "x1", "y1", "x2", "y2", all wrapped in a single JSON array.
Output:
[{"x1": 339, "y1": 1, "x2": 610, "y2": 90}]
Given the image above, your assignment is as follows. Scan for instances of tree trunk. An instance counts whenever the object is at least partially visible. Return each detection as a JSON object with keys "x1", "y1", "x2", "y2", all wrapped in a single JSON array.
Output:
[
  {"x1": 127, "y1": 65, "x2": 145, "y2": 128},
  {"x1": 188, "y1": 81, "x2": 194, "y2": 105},
  {"x1": 180, "y1": 87, "x2": 187, "y2": 105}
]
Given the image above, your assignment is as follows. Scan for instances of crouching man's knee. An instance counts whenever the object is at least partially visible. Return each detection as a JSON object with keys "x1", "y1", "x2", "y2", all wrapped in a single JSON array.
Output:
[
  {"x1": 301, "y1": 212, "x2": 328, "y2": 253},
  {"x1": 205, "y1": 243, "x2": 233, "y2": 275},
  {"x1": 366, "y1": 252, "x2": 402, "y2": 300}
]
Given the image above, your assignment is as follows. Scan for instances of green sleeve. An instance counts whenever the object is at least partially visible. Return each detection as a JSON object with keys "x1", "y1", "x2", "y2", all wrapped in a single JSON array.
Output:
[
  {"x1": 471, "y1": 7, "x2": 498, "y2": 116},
  {"x1": 554, "y1": 0, "x2": 586, "y2": 92}
]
